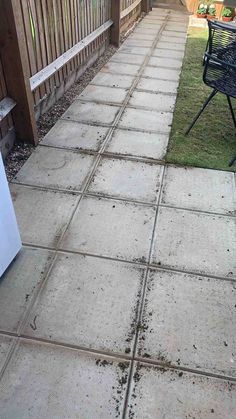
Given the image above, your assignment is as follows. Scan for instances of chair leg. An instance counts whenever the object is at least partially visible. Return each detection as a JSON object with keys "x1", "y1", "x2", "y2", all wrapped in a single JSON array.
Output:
[
  {"x1": 226, "y1": 96, "x2": 236, "y2": 128},
  {"x1": 229, "y1": 155, "x2": 236, "y2": 167},
  {"x1": 185, "y1": 89, "x2": 218, "y2": 136}
]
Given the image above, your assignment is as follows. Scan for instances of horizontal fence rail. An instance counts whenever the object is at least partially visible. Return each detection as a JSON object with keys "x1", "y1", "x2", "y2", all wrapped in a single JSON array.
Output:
[
  {"x1": 30, "y1": 19, "x2": 113, "y2": 91},
  {"x1": 121, "y1": 0, "x2": 142, "y2": 19},
  {"x1": 21, "y1": 0, "x2": 112, "y2": 109},
  {"x1": 0, "y1": 0, "x2": 150, "y2": 148}
]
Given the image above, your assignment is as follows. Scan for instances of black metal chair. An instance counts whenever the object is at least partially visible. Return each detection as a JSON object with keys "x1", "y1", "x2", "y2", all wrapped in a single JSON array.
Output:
[{"x1": 185, "y1": 20, "x2": 236, "y2": 166}]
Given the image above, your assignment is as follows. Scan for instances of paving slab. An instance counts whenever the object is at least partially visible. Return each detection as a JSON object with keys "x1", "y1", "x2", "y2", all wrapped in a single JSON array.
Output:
[
  {"x1": 161, "y1": 166, "x2": 236, "y2": 215},
  {"x1": 129, "y1": 33, "x2": 156, "y2": 40},
  {"x1": 138, "y1": 23, "x2": 162, "y2": 30},
  {"x1": 105, "y1": 128, "x2": 169, "y2": 160},
  {"x1": 129, "y1": 91, "x2": 176, "y2": 112},
  {"x1": 152, "y1": 48, "x2": 184, "y2": 60},
  {"x1": 118, "y1": 108, "x2": 172, "y2": 133},
  {"x1": 151, "y1": 207, "x2": 236, "y2": 278},
  {"x1": 148, "y1": 56, "x2": 183, "y2": 69},
  {"x1": 0, "y1": 247, "x2": 53, "y2": 332},
  {"x1": 137, "y1": 77, "x2": 178, "y2": 94},
  {"x1": 143, "y1": 66, "x2": 180, "y2": 81},
  {"x1": 90, "y1": 72, "x2": 135, "y2": 89},
  {"x1": 118, "y1": 45, "x2": 151, "y2": 56},
  {"x1": 41, "y1": 120, "x2": 109, "y2": 151},
  {"x1": 123, "y1": 39, "x2": 153, "y2": 47},
  {"x1": 14, "y1": 147, "x2": 96, "y2": 192},
  {"x1": 165, "y1": 25, "x2": 187, "y2": 33},
  {"x1": 162, "y1": 30, "x2": 187, "y2": 38},
  {"x1": 128, "y1": 363, "x2": 236, "y2": 419},
  {"x1": 78, "y1": 85, "x2": 127, "y2": 105},
  {"x1": 101, "y1": 62, "x2": 140, "y2": 76},
  {"x1": 110, "y1": 52, "x2": 145, "y2": 65},
  {"x1": 156, "y1": 41, "x2": 186, "y2": 51},
  {"x1": 60, "y1": 196, "x2": 156, "y2": 262},
  {"x1": 88, "y1": 157, "x2": 164, "y2": 203},
  {"x1": 138, "y1": 269, "x2": 236, "y2": 376},
  {"x1": 0, "y1": 335, "x2": 13, "y2": 371},
  {"x1": 133, "y1": 27, "x2": 159, "y2": 35},
  {"x1": 10, "y1": 184, "x2": 77, "y2": 247},
  {"x1": 160, "y1": 34, "x2": 186, "y2": 44},
  {"x1": 25, "y1": 254, "x2": 144, "y2": 354},
  {"x1": 63, "y1": 101, "x2": 120, "y2": 125},
  {"x1": 0, "y1": 340, "x2": 130, "y2": 419}
]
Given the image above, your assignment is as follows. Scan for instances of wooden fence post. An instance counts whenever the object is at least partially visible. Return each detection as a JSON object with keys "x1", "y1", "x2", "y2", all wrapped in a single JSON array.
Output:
[
  {"x1": 111, "y1": 0, "x2": 121, "y2": 47},
  {"x1": 141, "y1": 0, "x2": 150, "y2": 13},
  {"x1": 0, "y1": 0, "x2": 38, "y2": 145}
]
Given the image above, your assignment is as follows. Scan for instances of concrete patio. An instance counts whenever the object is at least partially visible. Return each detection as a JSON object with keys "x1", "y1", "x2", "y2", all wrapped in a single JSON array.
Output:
[{"x1": 1, "y1": 8, "x2": 236, "y2": 418}]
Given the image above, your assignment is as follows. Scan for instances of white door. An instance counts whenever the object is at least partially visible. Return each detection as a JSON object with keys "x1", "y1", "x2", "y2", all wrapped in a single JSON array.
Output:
[{"x1": 0, "y1": 153, "x2": 21, "y2": 277}]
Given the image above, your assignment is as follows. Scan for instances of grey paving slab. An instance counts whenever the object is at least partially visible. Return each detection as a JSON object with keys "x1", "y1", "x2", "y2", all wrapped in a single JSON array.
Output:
[
  {"x1": 128, "y1": 363, "x2": 236, "y2": 419},
  {"x1": 160, "y1": 34, "x2": 187, "y2": 44},
  {"x1": 161, "y1": 166, "x2": 236, "y2": 215},
  {"x1": 148, "y1": 56, "x2": 183, "y2": 69},
  {"x1": 162, "y1": 30, "x2": 187, "y2": 38},
  {"x1": 129, "y1": 91, "x2": 176, "y2": 112},
  {"x1": 137, "y1": 77, "x2": 178, "y2": 94},
  {"x1": 101, "y1": 62, "x2": 140, "y2": 76},
  {"x1": 10, "y1": 184, "x2": 77, "y2": 247},
  {"x1": 105, "y1": 128, "x2": 169, "y2": 160},
  {"x1": 118, "y1": 108, "x2": 172, "y2": 133},
  {"x1": 123, "y1": 38, "x2": 153, "y2": 47},
  {"x1": 165, "y1": 25, "x2": 187, "y2": 33},
  {"x1": 0, "y1": 340, "x2": 130, "y2": 419},
  {"x1": 129, "y1": 33, "x2": 156, "y2": 40},
  {"x1": 90, "y1": 72, "x2": 135, "y2": 89},
  {"x1": 152, "y1": 48, "x2": 184, "y2": 60},
  {"x1": 143, "y1": 65, "x2": 180, "y2": 81},
  {"x1": 138, "y1": 269, "x2": 236, "y2": 376},
  {"x1": 118, "y1": 45, "x2": 151, "y2": 56},
  {"x1": 41, "y1": 120, "x2": 109, "y2": 151},
  {"x1": 157, "y1": 41, "x2": 186, "y2": 51},
  {"x1": 0, "y1": 247, "x2": 53, "y2": 332},
  {"x1": 14, "y1": 147, "x2": 96, "y2": 192},
  {"x1": 25, "y1": 254, "x2": 144, "y2": 354},
  {"x1": 78, "y1": 85, "x2": 127, "y2": 105},
  {"x1": 0, "y1": 335, "x2": 13, "y2": 371},
  {"x1": 88, "y1": 157, "x2": 164, "y2": 203},
  {"x1": 63, "y1": 101, "x2": 120, "y2": 125},
  {"x1": 134, "y1": 27, "x2": 159, "y2": 35},
  {"x1": 60, "y1": 196, "x2": 156, "y2": 263},
  {"x1": 110, "y1": 52, "x2": 145, "y2": 65},
  {"x1": 138, "y1": 23, "x2": 162, "y2": 30},
  {"x1": 151, "y1": 207, "x2": 236, "y2": 278}
]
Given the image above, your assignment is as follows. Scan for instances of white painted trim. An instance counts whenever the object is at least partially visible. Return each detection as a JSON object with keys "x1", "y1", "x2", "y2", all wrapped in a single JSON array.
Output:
[
  {"x1": 120, "y1": 0, "x2": 142, "y2": 20},
  {"x1": 30, "y1": 20, "x2": 113, "y2": 91}
]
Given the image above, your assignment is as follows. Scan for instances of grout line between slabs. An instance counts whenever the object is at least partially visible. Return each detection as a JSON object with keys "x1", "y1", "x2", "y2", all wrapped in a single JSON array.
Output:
[
  {"x1": 20, "y1": 243, "x2": 236, "y2": 283},
  {"x1": 2, "y1": 10, "x2": 176, "y2": 385},
  {"x1": 0, "y1": 330, "x2": 235, "y2": 384},
  {"x1": 11, "y1": 181, "x2": 236, "y2": 220},
  {"x1": 121, "y1": 16, "x2": 175, "y2": 415}
]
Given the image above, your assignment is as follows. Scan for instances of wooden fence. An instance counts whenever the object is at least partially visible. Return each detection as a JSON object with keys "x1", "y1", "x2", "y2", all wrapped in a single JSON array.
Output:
[{"x1": 0, "y1": 0, "x2": 151, "y2": 152}]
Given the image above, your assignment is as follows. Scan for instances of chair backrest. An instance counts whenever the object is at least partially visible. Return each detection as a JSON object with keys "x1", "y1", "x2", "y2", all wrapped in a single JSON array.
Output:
[
  {"x1": 207, "y1": 20, "x2": 236, "y2": 63},
  {"x1": 203, "y1": 20, "x2": 236, "y2": 97}
]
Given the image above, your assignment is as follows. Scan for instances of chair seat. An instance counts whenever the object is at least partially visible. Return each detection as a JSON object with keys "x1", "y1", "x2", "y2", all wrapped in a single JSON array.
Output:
[{"x1": 207, "y1": 69, "x2": 236, "y2": 98}]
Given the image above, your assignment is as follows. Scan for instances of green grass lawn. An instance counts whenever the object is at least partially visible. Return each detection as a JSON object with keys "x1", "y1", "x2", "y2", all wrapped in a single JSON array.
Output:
[{"x1": 166, "y1": 27, "x2": 236, "y2": 172}]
